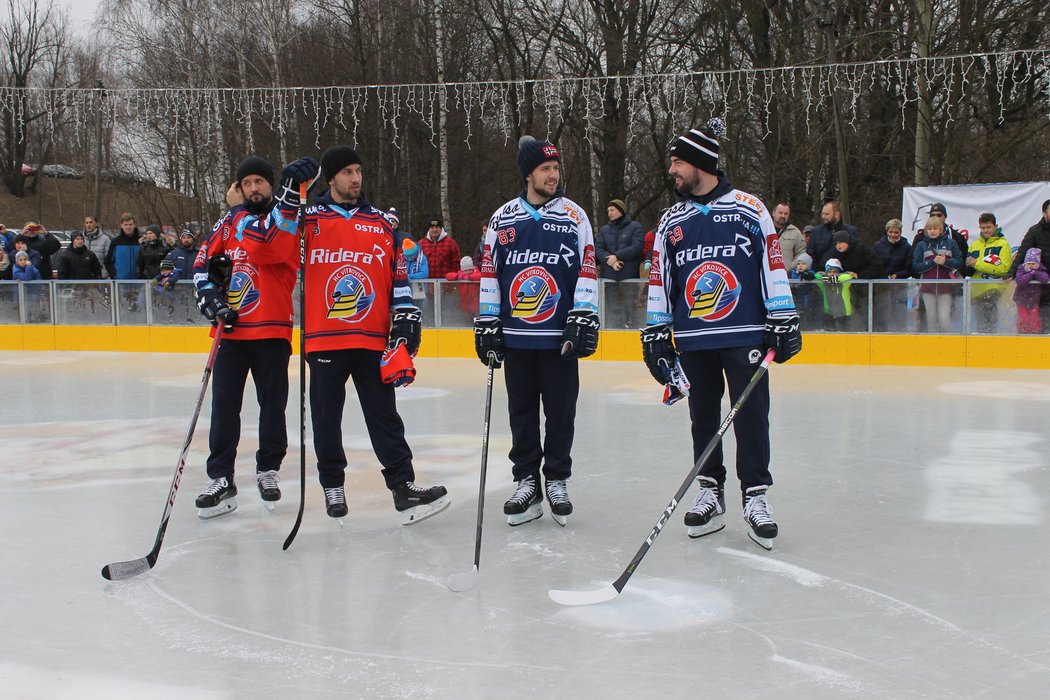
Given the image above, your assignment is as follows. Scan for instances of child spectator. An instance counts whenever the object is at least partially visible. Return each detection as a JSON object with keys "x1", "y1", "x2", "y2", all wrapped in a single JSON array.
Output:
[
  {"x1": 815, "y1": 258, "x2": 856, "y2": 331},
  {"x1": 912, "y1": 216, "x2": 963, "y2": 333},
  {"x1": 788, "y1": 252, "x2": 816, "y2": 281},
  {"x1": 445, "y1": 255, "x2": 482, "y2": 315},
  {"x1": 789, "y1": 252, "x2": 818, "y2": 326},
  {"x1": 152, "y1": 259, "x2": 179, "y2": 291},
  {"x1": 1013, "y1": 248, "x2": 1049, "y2": 334},
  {"x1": 12, "y1": 250, "x2": 41, "y2": 281}
]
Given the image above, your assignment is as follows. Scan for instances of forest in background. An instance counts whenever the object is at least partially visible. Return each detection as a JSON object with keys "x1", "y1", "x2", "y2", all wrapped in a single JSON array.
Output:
[{"x1": 2, "y1": 0, "x2": 1048, "y2": 242}]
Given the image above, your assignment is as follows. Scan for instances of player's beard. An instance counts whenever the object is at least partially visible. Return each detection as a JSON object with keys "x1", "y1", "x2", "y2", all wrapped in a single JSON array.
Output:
[
  {"x1": 331, "y1": 179, "x2": 361, "y2": 204},
  {"x1": 672, "y1": 170, "x2": 702, "y2": 197},
  {"x1": 244, "y1": 194, "x2": 273, "y2": 216}
]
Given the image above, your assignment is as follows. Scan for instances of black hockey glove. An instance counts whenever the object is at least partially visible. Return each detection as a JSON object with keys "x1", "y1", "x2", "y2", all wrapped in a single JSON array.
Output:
[
  {"x1": 206, "y1": 254, "x2": 233, "y2": 290},
  {"x1": 560, "y1": 309, "x2": 600, "y2": 359},
  {"x1": 389, "y1": 306, "x2": 422, "y2": 356},
  {"x1": 473, "y1": 316, "x2": 504, "y2": 368},
  {"x1": 194, "y1": 284, "x2": 238, "y2": 327},
  {"x1": 274, "y1": 157, "x2": 320, "y2": 209},
  {"x1": 640, "y1": 323, "x2": 677, "y2": 384},
  {"x1": 763, "y1": 315, "x2": 802, "y2": 364}
]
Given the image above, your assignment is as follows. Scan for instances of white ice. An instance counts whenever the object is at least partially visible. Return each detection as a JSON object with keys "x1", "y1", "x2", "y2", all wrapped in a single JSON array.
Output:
[{"x1": 2, "y1": 351, "x2": 1049, "y2": 699}]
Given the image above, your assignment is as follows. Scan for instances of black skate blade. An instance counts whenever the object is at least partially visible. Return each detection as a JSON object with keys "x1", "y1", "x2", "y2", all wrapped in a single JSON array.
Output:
[
  {"x1": 686, "y1": 520, "x2": 725, "y2": 539},
  {"x1": 401, "y1": 495, "x2": 450, "y2": 525},
  {"x1": 747, "y1": 530, "x2": 774, "y2": 551}
]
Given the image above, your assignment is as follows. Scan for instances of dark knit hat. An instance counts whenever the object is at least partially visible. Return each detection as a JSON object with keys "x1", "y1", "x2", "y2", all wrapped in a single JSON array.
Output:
[
  {"x1": 427, "y1": 217, "x2": 443, "y2": 229},
  {"x1": 929, "y1": 202, "x2": 947, "y2": 216},
  {"x1": 833, "y1": 231, "x2": 852, "y2": 245},
  {"x1": 517, "y1": 135, "x2": 560, "y2": 181},
  {"x1": 235, "y1": 156, "x2": 275, "y2": 187},
  {"x1": 70, "y1": 231, "x2": 85, "y2": 243},
  {"x1": 160, "y1": 259, "x2": 175, "y2": 270},
  {"x1": 145, "y1": 225, "x2": 162, "y2": 236},
  {"x1": 668, "y1": 118, "x2": 726, "y2": 174},
  {"x1": 321, "y1": 145, "x2": 362, "y2": 183},
  {"x1": 608, "y1": 199, "x2": 627, "y2": 216}
]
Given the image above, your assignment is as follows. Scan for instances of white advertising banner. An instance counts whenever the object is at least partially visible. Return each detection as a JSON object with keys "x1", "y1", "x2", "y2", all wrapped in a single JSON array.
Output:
[{"x1": 901, "y1": 181, "x2": 1050, "y2": 249}]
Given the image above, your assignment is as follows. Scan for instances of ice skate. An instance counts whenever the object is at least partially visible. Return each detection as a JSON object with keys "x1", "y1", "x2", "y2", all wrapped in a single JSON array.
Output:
[
  {"x1": 503, "y1": 475, "x2": 542, "y2": 526},
  {"x1": 324, "y1": 486, "x2": 348, "y2": 519},
  {"x1": 391, "y1": 481, "x2": 450, "y2": 525},
  {"x1": 255, "y1": 470, "x2": 280, "y2": 511},
  {"x1": 196, "y1": 477, "x2": 238, "y2": 519},
  {"x1": 685, "y1": 476, "x2": 725, "y2": 538},
  {"x1": 545, "y1": 479, "x2": 572, "y2": 526},
  {"x1": 743, "y1": 486, "x2": 778, "y2": 550}
]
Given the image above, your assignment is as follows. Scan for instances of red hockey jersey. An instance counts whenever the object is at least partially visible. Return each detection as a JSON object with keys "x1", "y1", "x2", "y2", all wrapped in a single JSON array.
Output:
[
  {"x1": 194, "y1": 204, "x2": 299, "y2": 342},
  {"x1": 303, "y1": 194, "x2": 414, "y2": 354}
]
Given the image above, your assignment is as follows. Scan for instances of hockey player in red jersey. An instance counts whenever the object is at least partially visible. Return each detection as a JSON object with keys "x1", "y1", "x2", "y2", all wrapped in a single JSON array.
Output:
[
  {"x1": 191, "y1": 155, "x2": 311, "y2": 518},
  {"x1": 303, "y1": 145, "x2": 449, "y2": 524}
]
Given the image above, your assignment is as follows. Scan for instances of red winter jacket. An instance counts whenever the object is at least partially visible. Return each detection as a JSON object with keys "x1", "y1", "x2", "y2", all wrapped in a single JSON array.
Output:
[{"x1": 419, "y1": 230, "x2": 461, "y2": 279}]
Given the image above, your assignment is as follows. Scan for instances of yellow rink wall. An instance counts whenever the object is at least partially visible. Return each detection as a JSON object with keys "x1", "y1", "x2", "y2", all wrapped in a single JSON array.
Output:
[{"x1": 1, "y1": 324, "x2": 1049, "y2": 368}]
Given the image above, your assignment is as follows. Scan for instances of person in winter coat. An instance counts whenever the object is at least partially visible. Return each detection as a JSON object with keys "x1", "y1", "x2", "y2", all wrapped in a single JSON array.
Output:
[
  {"x1": 829, "y1": 231, "x2": 884, "y2": 279},
  {"x1": 913, "y1": 216, "x2": 964, "y2": 333},
  {"x1": 10, "y1": 236, "x2": 43, "y2": 270},
  {"x1": 0, "y1": 246, "x2": 11, "y2": 280},
  {"x1": 445, "y1": 255, "x2": 482, "y2": 316},
  {"x1": 596, "y1": 198, "x2": 645, "y2": 328},
  {"x1": 873, "y1": 219, "x2": 912, "y2": 331},
  {"x1": 419, "y1": 217, "x2": 461, "y2": 279},
  {"x1": 57, "y1": 231, "x2": 102, "y2": 280},
  {"x1": 12, "y1": 250, "x2": 41, "y2": 281},
  {"x1": 1013, "y1": 248, "x2": 1048, "y2": 334},
  {"x1": 136, "y1": 225, "x2": 171, "y2": 280},
  {"x1": 807, "y1": 200, "x2": 859, "y2": 269},
  {"x1": 163, "y1": 230, "x2": 199, "y2": 283},
  {"x1": 78, "y1": 216, "x2": 112, "y2": 277},
  {"x1": 815, "y1": 258, "x2": 857, "y2": 331},
  {"x1": 964, "y1": 212, "x2": 1012, "y2": 333},
  {"x1": 18, "y1": 222, "x2": 62, "y2": 280},
  {"x1": 105, "y1": 213, "x2": 141, "y2": 280},
  {"x1": 402, "y1": 237, "x2": 429, "y2": 311},
  {"x1": 1006, "y1": 199, "x2": 1050, "y2": 329}
]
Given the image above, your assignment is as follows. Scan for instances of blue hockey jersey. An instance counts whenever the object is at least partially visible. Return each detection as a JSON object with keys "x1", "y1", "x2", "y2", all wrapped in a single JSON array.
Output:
[
  {"x1": 479, "y1": 193, "x2": 598, "y2": 349},
  {"x1": 646, "y1": 183, "x2": 795, "y2": 351}
]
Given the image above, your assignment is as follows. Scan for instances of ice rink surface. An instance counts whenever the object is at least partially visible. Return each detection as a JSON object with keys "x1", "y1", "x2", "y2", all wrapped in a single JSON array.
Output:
[{"x1": 2, "y1": 349, "x2": 1048, "y2": 699}]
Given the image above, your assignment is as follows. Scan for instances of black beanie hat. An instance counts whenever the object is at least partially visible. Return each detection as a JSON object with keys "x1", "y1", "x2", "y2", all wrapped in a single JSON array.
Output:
[
  {"x1": 235, "y1": 156, "x2": 275, "y2": 186},
  {"x1": 517, "y1": 135, "x2": 560, "y2": 181},
  {"x1": 321, "y1": 145, "x2": 362, "y2": 183},
  {"x1": 668, "y1": 118, "x2": 727, "y2": 175}
]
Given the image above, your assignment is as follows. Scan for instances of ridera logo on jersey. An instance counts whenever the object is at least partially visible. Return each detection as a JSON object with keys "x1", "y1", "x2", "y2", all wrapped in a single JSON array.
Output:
[
  {"x1": 509, "y1": 266, "x2": 561, "y2": 324},
  {"x1": 325, "y1": 266, "x2": 376, "y2": 322},
  {"x1": 226, "y1": 266, "x2": 261, "y2": 314},
  {"x1": 685, "y1": 261, "x2": 740, "y2": 321}
]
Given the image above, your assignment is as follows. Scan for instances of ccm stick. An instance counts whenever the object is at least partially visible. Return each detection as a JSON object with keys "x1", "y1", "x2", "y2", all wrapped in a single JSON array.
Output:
[
  {"x1": 101, "y1": 326, "x2": 225, "y2": 580},
  {"x1": 547, "y1": 348, "x2": 776, "y2": 606},
  {"x1": 447, "y1": 355, "x2": 497, "y2": 592},
  {"x1": 283, "y1": 181, "x2": 310, "y2": 551}
]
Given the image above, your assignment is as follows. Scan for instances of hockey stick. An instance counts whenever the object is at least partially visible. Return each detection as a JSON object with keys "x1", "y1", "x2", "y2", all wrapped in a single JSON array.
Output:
[
  {"x1": 447, "y1": 355, "x2": 497, "y2": 592},
  {"x1": 547, "y1": 348, "x2": 776, "y2": 606},
  {"x1": 101, "y1": 325, "x2": 225, "y2": 580},
  {"x1": 283, "y1": 181, "x2": 310, "y2": 551}
]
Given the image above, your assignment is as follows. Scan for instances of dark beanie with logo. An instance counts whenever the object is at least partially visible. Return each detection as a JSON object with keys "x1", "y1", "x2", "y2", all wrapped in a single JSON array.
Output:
[
  {"x1": 234, "y1": 156, "x2": 275, "y2": 186},
  {"x1": 516, "y1": 135, "x2": 561, "y2": 181},
  {"x1": 667, "y1": 117, "x2": 727, "y2": 175}
]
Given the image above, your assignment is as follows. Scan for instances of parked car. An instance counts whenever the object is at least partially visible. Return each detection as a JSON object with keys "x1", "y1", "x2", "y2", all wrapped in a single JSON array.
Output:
[{"x1": 40, "y1": 164, "x2": 83, "y2": 179}]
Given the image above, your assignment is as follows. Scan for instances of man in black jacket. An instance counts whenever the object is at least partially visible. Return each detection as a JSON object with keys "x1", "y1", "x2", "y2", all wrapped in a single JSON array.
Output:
[
  {"x1": 596, "y1": 198, "x2": 645, "y2": 328},
  {"x1": 806, "y1": 201, "x2": 859, "y2": 270},
  {"x1": 872, "y1": 219, "x2": 912, "y2": 331}
]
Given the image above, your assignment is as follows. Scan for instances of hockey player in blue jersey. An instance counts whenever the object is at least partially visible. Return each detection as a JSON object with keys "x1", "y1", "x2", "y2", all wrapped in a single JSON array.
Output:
[
  {"x1": 474, "y1": 136, "x2": 600, "y2": 527},
  {"x1": 641, "y1": 119, "x2": 801, "y2": 550}
]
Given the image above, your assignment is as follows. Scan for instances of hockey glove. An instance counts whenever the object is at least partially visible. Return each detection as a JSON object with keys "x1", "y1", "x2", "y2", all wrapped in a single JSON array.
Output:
[
  {"x1": 640, "y1": 323, "x2": 678, "y2": 384},
  {"x1": 389, "y1": 306, "x2": 422, "y2": 356},
  {"x1": 194, "y1": 284, "x2": 238, "y2": 327},
  {"x1": 473, "y1": 316, "x2": 504, "y2": 368},
  {"x1": 380, "y1": 343, "x2": 416, "y2": 387},
  {"x1": 763, "y1": 315, "x2": 802, "y2": 364},
  {"x1": 274, "y1": 157, "x2": 320, "y2": 209},
  {"x1": 206, "y1": 254, "x2": 233, "y2": 290},
  {"x1": 560, "y1": 309, "x2": 600, "y2": 359}
]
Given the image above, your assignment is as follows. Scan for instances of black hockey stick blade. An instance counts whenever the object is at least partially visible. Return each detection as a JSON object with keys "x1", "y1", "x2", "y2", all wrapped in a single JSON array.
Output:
[
  {"x1": 283, "y1": 182, "x2": 310, "y2": 551},
  {"x1": 101, "y1": 327, "x2": 225, "y2": 580},
  {"x1": 548, "y1": 348, "x2": 777, "y2": 606},
  {"x1": 447, "y1": 357, "x2": 496, "y2": 592}
]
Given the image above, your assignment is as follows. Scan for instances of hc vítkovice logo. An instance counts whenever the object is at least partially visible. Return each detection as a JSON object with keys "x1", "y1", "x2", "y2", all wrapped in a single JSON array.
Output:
[
  {"x1": 226, "y1": 266, "x2": 261, "y2": 315},
  {"x1": 325, "y1": 266, "x2": 376, "y2": 322},
  {"x1": 509, "y1": 265, "x2": 560, "y2": 324},
  {"x1": 685, "y1": 261, "x2": 740, "y2": 321}
]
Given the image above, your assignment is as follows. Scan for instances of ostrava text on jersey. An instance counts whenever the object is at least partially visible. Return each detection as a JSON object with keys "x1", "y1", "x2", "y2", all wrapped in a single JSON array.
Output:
[
  {"x1": 646, "y1": 178, "x2": 796, "y2": 352},
  {"x1": 193, "y1": 201, "x2": 299, "y2": 342},
  {"x1": 303, "y1": 191, "x2": 413, "y2": 355},
  {"x1": 479, "y1": 191, "x2": 598, "y2": 349}
]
